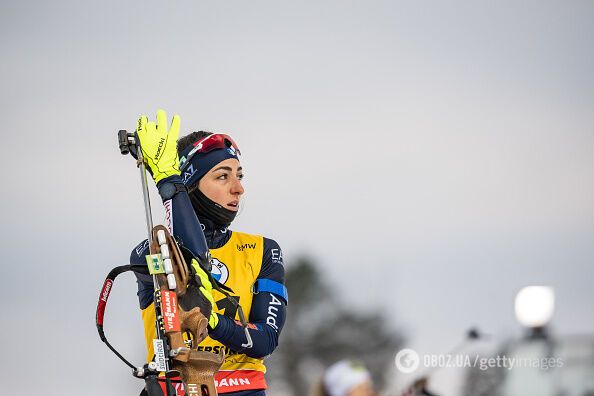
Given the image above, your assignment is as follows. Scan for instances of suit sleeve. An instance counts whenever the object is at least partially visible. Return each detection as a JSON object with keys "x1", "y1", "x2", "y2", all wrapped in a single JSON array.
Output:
[
  {"x1": 208, "y1": 237, "x2": 288, "y2": 359},
  {"x1": 130, "y1": 239, "x2": 158, "y2": 361},
  {"x1": 131, "y1": 173, "x2": 211, "y2": 308},
  {"x1": 130, "y1": 239, "x2": 154, "y2": 309},
  {"x1": 159, "y1": 175, "x2": 210, "y2": 264}
]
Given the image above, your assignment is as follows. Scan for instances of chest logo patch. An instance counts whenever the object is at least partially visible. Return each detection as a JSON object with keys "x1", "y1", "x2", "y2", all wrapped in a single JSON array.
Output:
[{"x1": 211, "y1": 258, "x2": 229, "y2": 284}]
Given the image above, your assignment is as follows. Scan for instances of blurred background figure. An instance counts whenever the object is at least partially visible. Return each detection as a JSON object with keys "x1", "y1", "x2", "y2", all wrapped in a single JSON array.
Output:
[
  {"x1": 313, "y1": 360, "x2": 378, "y2": 396},
  {"x1": 401, "y1": 377, "x2": 439, "y2": 396}
]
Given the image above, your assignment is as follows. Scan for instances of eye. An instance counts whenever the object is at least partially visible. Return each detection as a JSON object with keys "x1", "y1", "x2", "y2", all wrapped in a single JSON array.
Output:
[
  {"x1": 217, "y1": 173, "x2": 228, "y2": 180},
  {"x1": 238, "y1": 173, "x2": 244, "y2": 180}
]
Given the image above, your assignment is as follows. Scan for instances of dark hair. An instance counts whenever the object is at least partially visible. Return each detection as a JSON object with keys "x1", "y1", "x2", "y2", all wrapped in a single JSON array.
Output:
[{"x1": 177, "y1": 131, "x2": 213, "y2": 154}]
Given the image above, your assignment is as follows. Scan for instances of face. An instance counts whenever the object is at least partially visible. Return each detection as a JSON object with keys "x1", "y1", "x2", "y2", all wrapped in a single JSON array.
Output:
[
  {"x1": 197, "y1": 158, "x2": 244, "y2": 211},
  {"x1": 348, "y1": 381, "x2": 377, "y2": 396}
]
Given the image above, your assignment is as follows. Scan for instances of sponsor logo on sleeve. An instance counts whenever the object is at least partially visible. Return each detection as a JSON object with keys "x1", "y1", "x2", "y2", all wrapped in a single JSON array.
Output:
[
  {"x1": 266, "y1": 294, "x2": 282, "y2": 331},
  {"x1": 270, "y1": 248, "x2": 283, "y2": 264},
  {"x1": 164, "y1": 199, "x2": 173, "y2": 233},
  {"x1": 135, "y1": 239, "x2": 149, "y2": 256}
]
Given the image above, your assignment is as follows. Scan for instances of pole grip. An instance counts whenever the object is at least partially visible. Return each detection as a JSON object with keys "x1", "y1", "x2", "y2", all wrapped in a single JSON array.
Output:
[{"x1": 118, "y1": 130, "x2": 130, "y2": 155}]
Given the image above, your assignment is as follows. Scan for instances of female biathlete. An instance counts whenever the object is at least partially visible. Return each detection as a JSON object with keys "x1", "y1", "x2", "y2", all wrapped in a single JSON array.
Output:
[{"x1": 129, "y1": 110, "x2": 288, "y2": 396}]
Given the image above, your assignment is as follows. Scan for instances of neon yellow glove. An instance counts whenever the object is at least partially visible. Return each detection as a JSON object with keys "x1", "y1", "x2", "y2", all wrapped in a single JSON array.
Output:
[
  {"x1": 136, "y1": 109, "x2": 181, "y2": 184},
  {"x1": 191, "y1": 259, "x2": 219, "y2": 329}
]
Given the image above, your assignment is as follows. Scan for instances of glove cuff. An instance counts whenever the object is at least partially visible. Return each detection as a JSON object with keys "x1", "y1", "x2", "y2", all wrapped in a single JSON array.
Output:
[
  {"x1": 208, "y1": 313, "x2": 220, "y2": 331},
  {"x1": 157, "y1": 177, "x2": 187, "y2": 200}
]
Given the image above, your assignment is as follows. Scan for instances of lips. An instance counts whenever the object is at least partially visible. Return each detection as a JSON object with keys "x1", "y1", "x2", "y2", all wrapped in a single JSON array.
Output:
[{"x1": 227, "y1": 201, "x2": 239, "y2": 210}]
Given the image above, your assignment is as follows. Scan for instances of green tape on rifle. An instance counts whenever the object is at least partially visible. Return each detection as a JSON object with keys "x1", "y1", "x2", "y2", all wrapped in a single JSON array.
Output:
[{"x1": 146, "y1": 254, "x2": 165, "y2": 274}]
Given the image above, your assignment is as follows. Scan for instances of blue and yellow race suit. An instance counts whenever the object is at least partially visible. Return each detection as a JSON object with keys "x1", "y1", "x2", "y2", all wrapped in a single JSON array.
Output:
[{"x1": 130, "y1": 180, "x2": 287, "y2": 395}]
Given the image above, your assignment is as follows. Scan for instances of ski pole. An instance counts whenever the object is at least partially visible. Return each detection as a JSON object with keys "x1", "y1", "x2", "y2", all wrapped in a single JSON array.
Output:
[
  {"x1": 119, "y1": 129, "x2": 155, "y2": 244},
  {"x1": 118, "y1": 130, "x2": 174, "y2": 393}
]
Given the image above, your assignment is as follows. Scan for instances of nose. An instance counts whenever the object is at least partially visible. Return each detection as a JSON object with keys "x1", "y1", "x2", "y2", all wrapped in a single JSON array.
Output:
[{"x1": 231, "y1": 177, "x2": 244, "y2": 196}]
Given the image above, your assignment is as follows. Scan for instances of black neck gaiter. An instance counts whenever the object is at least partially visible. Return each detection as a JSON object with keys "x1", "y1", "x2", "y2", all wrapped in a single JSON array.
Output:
[{"x1": 189, "y1": 188, "x2": 237, "y2": 228}]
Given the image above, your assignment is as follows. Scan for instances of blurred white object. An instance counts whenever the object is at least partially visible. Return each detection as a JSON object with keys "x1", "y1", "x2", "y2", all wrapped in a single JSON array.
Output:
[
  {"x1": 514, "y1": 286, "x2": 555, "y2": 328},
  {"x1": 323, "y1": 360, "x2": 371, "y2": 396}
]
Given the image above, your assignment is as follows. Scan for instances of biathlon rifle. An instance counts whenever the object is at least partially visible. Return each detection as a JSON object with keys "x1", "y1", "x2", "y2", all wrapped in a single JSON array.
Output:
[{"x1": 96, "y1": 130, "x2": 224, "y2": 396}]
